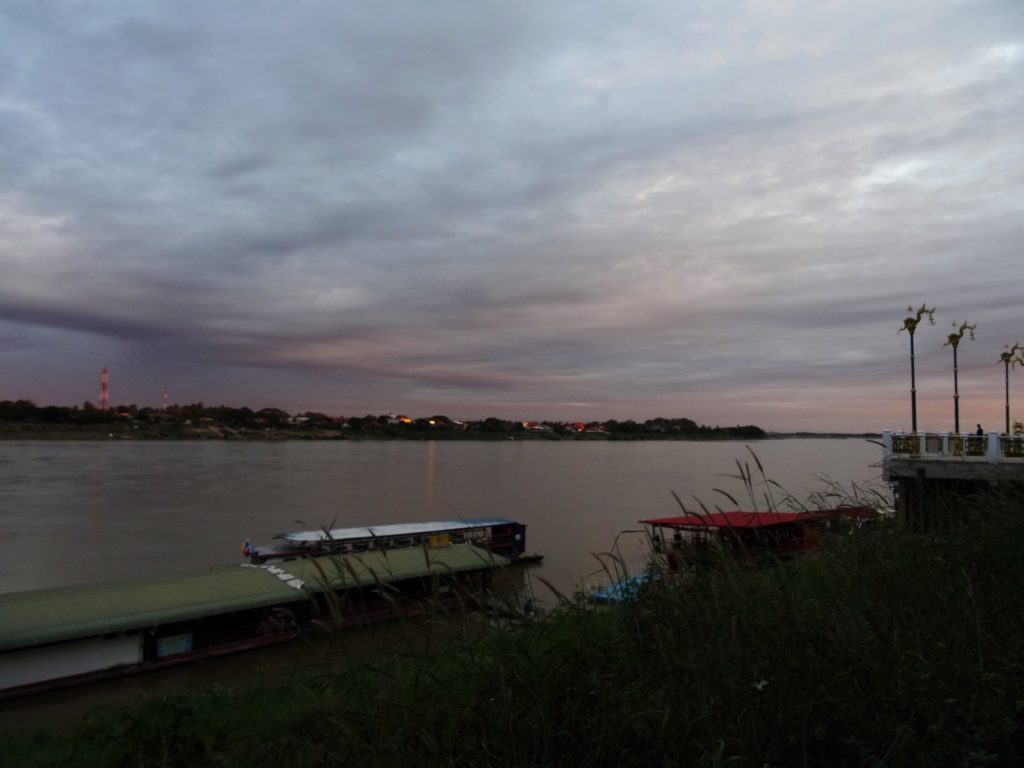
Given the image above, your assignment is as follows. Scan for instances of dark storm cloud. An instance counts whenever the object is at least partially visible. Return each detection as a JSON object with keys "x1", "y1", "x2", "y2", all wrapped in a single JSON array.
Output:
[{"x1": 1, "y1": 1, "x2": 1022, "y2": 429}]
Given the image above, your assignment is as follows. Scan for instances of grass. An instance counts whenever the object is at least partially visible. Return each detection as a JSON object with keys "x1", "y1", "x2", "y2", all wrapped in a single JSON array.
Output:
[{"x1": 5, "y1": 482, "x2": 1024, "y2": 767}]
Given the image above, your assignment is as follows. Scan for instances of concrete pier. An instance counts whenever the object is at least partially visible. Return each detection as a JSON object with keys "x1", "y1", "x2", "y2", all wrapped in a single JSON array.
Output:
[{"x1": 882, "y1": 430, "x2": 1024, "y2": 526}]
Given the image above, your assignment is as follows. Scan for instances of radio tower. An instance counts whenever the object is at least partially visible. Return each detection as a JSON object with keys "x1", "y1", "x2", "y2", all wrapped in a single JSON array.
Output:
[
  {"x1": 163, "y1": 387, "x2": 168, "y2": 412},
  {"x1": 99, "y1": 368, "x2": 109, "y2": 411}
]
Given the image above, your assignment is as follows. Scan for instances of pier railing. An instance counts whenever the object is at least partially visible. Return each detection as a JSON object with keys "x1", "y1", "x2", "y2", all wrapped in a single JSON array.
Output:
[{"x1": 882, "y1": 430, "x2": 1024, "y2": 464}]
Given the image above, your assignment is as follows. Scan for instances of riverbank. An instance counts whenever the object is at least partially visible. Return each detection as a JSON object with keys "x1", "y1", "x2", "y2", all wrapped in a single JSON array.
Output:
[
  {"x1": 0, "y1": 423, "x2": 751, "y2": 441},
  {"x1": 0, "y1": 401, "x2": 768, "y2": 440},
  {"x1": 5, "y1": 489, "x2": 1022, "y2": 766},
  {"x1": 0, "y1": 422, "x2": 872, "y2": 441}
]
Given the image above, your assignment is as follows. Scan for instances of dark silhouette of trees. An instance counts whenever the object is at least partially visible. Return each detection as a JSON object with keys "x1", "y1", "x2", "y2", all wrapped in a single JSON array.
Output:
[
  {"x1": 0, "y1": 399, "x2": 768, "y2": 440},
  {"x1": 0, "y1": 400, "x2": 37, "y2": 421}
]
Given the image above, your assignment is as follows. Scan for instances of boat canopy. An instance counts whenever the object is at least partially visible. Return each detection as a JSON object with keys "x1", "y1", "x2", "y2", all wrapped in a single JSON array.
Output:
[
  {"x1": 275, "y1": 518, "x2": 517, "y2": 543},
  {"x1": 640, "y1": 507, "x2": 875, "y2": 530},
  {"x1": 640, "y1": 511, "x2": 820, "y2": 530}
]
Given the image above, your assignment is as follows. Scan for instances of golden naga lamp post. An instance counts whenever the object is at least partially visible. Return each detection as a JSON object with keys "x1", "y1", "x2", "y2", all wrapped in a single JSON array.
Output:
[
  {"x1": 943, "y1": 320, "x2": 976, "y2": 434},
  {"x1": 898, "y1": 304, "x2": 935, "y2": 433},
  {"x1": 1000, "y1": 343, "x2": 1023, "y2": 434}
]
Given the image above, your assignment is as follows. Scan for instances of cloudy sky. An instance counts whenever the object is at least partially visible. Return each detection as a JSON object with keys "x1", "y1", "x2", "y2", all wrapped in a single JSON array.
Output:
[{"x1": 1, "y1": 1, "x2": 1021, "y2": 432}]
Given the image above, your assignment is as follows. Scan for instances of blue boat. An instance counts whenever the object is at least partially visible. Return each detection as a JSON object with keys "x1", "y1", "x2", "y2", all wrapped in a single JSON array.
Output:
[{"x1": 591, "y1": 571, "x2": 657, "y2": 604}]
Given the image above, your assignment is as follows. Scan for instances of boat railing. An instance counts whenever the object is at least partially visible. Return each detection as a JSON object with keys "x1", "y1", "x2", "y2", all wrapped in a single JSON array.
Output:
[{"x1": 882, "y1": 430, "x2": 1024, "y2": 464}]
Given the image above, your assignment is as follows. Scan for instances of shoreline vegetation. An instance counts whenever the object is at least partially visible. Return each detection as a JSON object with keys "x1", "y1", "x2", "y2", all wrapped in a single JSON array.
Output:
[
  {"x1": 0, "y1": 399, "x2": 873, "y2": 440},
  {"x1": 5, "y1": 485, "x2": 1024, "y2": 766}
]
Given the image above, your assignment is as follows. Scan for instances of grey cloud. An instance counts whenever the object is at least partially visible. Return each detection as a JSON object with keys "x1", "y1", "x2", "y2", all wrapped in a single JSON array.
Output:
[{"x1": 1, "y1": 1, "x2": 1021, "y2": 430}]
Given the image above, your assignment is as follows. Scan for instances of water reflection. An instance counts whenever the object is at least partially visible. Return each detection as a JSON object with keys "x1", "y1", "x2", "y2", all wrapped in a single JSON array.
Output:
[{"x1": 425, "y1": 440, "x2": 436, "y2": 505}]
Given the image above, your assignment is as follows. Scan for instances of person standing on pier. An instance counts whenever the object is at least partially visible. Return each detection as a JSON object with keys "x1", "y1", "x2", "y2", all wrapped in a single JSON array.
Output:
[{"x1": 976, "y1": 424, "x2": 984, "y2": 436}]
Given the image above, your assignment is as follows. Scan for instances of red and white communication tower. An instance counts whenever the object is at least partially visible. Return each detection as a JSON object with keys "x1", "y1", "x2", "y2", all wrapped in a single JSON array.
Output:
[
  {"x1": 99, "y1": 368, "x2": 109, "y2": 411},
  {"x1": 163, "y1": 387, "x2": 168, "y2": 412}
]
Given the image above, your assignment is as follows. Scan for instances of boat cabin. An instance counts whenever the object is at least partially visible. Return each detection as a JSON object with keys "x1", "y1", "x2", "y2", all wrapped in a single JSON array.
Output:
[{"x1": 640, "y1": 507, "x2": 876, "y2": 570}]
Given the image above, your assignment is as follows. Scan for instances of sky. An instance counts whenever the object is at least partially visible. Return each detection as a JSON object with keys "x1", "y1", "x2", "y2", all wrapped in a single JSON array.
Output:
[{"x1": 1, "y1": 1, "x2": 1022, "y2": 433}]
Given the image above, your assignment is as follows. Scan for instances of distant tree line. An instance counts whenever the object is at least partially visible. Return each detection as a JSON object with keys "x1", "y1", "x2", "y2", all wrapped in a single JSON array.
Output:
[{"x1": 0, "y1": 399, "x2": 766, "y2": 439}]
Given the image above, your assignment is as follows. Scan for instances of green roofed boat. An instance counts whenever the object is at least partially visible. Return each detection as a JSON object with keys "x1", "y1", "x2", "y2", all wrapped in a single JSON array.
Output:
[{"x1": 0, "y1": 541, "x2": 510, "y2": 699}]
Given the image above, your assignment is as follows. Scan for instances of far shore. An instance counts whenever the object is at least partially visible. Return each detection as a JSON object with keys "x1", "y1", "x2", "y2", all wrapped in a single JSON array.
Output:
[{"x1": 0, "y1": 423, "x2": 879, "y2": 441}]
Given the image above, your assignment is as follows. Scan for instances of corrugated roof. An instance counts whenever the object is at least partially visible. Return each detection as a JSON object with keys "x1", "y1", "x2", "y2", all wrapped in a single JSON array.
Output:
[
  {"x1": 0, "y1": 545, "x2": 507, "y2": 652},
  {"x1": 276, "y1": 518, "x2": 516, "y2": 543},
  {"x1": 640, "y1": 511, "x2": 821, "y2": 529},
  {"x1": 640, "y1": 507, "x2": 877, "y2": 530}
]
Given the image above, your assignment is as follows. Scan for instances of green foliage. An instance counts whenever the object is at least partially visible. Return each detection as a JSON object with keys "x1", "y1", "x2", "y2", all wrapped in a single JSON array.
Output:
[{"x1": 0, "y1": 400, "x2": 38, "y2": 421}]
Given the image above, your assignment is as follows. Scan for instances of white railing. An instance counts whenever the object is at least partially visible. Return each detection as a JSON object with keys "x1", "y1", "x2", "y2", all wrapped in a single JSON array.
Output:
[{"x1": 882, "y1": 431, "x2": 1024, "y2": 464}]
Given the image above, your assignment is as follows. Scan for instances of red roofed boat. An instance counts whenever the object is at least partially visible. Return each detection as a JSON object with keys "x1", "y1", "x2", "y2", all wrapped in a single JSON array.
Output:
[{"x1": 640, "y1": 507, "x2": 877, "y2": 570}]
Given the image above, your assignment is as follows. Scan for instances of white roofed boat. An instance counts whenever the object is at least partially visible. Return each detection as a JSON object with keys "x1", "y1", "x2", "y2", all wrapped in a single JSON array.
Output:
[
  {"x1": 275, "y1": 518, "x2": 516, "y2": 543},
  {"x1": 248, "y1": 518, "x2": 541, "y2": 565}
]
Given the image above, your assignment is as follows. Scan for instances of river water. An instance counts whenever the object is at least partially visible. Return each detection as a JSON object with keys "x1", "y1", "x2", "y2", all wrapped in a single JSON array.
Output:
[
  {"x1": 0, "y1": 437, "x2": 886, "y2": 725},
  {"x1": 0, "y1": 438, "x2": 884, "y2": 596}
]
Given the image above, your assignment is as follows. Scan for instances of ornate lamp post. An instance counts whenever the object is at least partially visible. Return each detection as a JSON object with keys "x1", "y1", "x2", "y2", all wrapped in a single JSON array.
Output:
[
  {"x1": 943, "y1": 321, "x2": 975, "y2": 434},
  {"x1": 1000, "y1": 343, "x2": 1023, "y2": 434},
  {"x1": 899, "y1": 304, "x2": 935, "y2": 433}
]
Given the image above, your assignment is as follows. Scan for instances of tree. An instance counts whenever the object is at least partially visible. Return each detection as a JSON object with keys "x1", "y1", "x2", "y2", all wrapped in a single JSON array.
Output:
[
  {"x1": 301, "y1": 412, "x2": 334, "y2": 428},
  {"x1": 481, "y1": 417, "x2": 511, "y2": 433},
  {"x1": 0, "y1": 400, "x2": 37, "y2": 421},
  {"x1": 255, "y1": 408, "x2": 290, "y2": 427}
]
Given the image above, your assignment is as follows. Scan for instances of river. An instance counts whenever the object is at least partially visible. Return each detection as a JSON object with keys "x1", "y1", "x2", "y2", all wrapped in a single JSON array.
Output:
[
  {"x1": 0, "y1": 437, "x2": 886, "y2": 725},
  {"x1": 0, "y1": 437, "x2": 884, "y2": 595}
]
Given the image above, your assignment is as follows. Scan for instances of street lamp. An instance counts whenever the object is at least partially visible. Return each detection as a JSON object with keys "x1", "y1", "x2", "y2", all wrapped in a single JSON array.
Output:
[
  {"x1": 1000, "y1": 343, "x2": 1023, "y2": 434},
  {"x1": 943, "y1": 321, "x2": 975, "y2": 434},
  {"x1": 899, "y1": 304, "x2": 935, "y2": 433}
]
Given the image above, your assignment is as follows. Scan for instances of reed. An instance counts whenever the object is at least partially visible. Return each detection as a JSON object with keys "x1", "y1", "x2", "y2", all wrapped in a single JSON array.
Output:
[{"x1": 6, "y1": 482, "x2": 1024, "y2": 767}]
